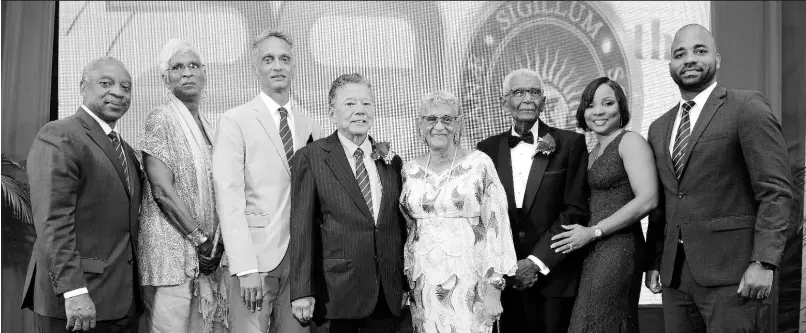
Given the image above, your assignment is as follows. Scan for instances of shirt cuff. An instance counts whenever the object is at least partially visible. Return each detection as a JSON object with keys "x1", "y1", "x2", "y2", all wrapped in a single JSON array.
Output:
[
  {"x1": 235, "y1": 269, "x2": 259, "y2": 277},
  {"x1": 527, "y1": 255, "x2": 551, "y2": 275},
  {"x1": 64, "y1": 288, "x2": 88, "y2": 299}
]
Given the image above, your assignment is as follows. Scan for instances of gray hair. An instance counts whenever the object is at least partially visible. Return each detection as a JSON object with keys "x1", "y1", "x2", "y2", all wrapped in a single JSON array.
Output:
[
  {"x1": 251, "y1": 30, "x2": 294, "y2": 59},
  {"x1": 328, "y1": 73, "x2": 372, "y2": 106},
  {"x1": 80, "y1": 56, "x2": 127, "y2": 87},
  {"x1": 502, "y1": 68, "x2": 543, "y2": 95},
  {"x1": 419, "y1": 90, "x2": 461, "y2": 116},
  {"x1": 158, "y1": 38, "x2": 204, "y2": 72}
]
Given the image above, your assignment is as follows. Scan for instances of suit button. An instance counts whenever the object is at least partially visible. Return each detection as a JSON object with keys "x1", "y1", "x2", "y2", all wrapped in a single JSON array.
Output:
[
  {"x1": 678, "y1": 193, "x2": 684, "y2": 198},
  {"x1": 374, "y1": 256, "x2": 380, "y2": 261},
  {"x1": 518, "y1": 231, "x2": 526, "y2": 238},
  {"x1": 127, "y1": 259, "x2": 133, "y2": 265}
]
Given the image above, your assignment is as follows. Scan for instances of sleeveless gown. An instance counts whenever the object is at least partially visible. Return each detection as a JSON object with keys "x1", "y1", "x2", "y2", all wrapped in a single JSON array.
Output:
[{"x1": 567, "y1": 131, "x2": 644, "y2": 333}]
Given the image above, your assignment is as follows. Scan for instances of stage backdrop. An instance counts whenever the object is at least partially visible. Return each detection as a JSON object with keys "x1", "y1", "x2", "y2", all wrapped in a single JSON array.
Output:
[{"x1": 57, "y1": 0, "x2": 710, "y2": 305}]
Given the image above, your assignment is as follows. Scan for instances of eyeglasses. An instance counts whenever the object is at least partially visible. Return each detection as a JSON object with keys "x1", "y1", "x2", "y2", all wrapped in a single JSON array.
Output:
[
  {"x1": 506, "y1": 88, "x2": 543, "y2": 99},
  {"x1": 421, "y1": 115, "x2": 461, "y2": 127},
  {"x1": 167, "y1": 62, "x2": 205, "y2": 74}
]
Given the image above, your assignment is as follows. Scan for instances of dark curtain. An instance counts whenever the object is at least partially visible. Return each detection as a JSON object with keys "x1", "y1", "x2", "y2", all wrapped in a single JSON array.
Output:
[{"x1": 2, "y1": 2, "x2": 56, "y2": 333}]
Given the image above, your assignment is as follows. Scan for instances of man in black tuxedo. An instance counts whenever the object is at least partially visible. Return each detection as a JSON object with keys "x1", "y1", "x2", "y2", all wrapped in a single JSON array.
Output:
[
  {"x1": 22, "y1": 56, "x2": 143, "y2": 332},
  {"x1": 644, "y1": 24, "x2": 792, "y2": 332},
  {"x1": 289, "y1": 73, "x2": 406, "y2": 333},
  {"x1": 478, "y1": 68, "x2": 590, "y2": 333}
]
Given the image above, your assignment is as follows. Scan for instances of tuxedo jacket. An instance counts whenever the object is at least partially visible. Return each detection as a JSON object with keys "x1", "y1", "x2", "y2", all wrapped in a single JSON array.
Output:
[
  {"x1": 212, "y1": 95, "x2": 322, "y2": 275},
  {"x1": 645, "y1": 86, "x2": 792, "y2": 287},
  {"x1": 478, "y1": 121, "x2": 590, "y2": 297},
  {"x1": 290, "y1": 132, "x2": 406, "y2": 319},
  {"x1": 22, "y1": 107, "x2": 143, "y2": 320}
]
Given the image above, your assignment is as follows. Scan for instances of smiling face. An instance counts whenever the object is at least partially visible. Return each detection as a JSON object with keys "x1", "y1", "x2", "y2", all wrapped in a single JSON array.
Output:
[
  {"x1": 502, "y1": 75, "x2": 546, "y2": 123},
  {"x1": 584, "y1": 84, "x2": 622, "y2": 135},
  {"x1": 254, "y1": 36, "x2": 295, "y2": 93},
  {"x1": 81, "y1": 60, "x2": 132, "y2": 125},
  {"x1": 164, "y1": 51, "x2": 207, "y2": 101},
  {"x1": 669, "y1": 25, "x2": 720, "y2": 93},
  {"x1": 419, "y1": 103, "x2": 461, "y2": 151},
  {"x1": 330, "y1": 83, "x2": 376, "y2": 139}
]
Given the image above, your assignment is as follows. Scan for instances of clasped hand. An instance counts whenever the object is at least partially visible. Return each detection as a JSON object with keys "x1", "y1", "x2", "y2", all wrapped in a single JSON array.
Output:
[
  {"x1": 512, "y1": 259, "x2": 540, "y2": 290},
  {"x1": 197, "y1": 239, "x2": 224, "y2": 275},
  {"x1": 550, "y1": 224, "x2": 595, "y2": 254}
]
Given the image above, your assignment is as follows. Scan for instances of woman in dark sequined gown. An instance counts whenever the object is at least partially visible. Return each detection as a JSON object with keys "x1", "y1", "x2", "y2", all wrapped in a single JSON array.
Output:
[{"x1": 550, "y1": 77, "x2": 659, "y2": 333}]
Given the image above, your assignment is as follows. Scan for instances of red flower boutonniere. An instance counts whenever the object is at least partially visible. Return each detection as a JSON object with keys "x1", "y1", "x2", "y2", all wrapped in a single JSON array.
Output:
[
  {"x1": 371, "y1": 141, "x2": 397, "y2": 165},
  {"x1": 533, "y1": 133, "x2": 556, "y2": 158}
]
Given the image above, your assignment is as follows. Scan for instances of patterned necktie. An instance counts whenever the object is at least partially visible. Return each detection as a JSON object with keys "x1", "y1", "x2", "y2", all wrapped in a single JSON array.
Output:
[
  {"x1": 108, "y1": 131, "x2": 131, "y2": 193},
  {"x1": 353, "y1": 148, "x2": 373, "y2": 217},
  {"x1": 277, "y1": 107, "x2": 294, "y2": 166},
  {"x1": 672, "y1": 101, "x2": 696, "y2": 179}
]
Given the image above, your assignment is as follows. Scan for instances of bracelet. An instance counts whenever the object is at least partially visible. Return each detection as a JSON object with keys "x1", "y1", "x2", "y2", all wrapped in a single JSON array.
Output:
[
  {"x1": 488, "y1": 277, "x2": 506, "y2": 290},
  {"x1": 188, "y1": 228, "x2": 209, "y2": 247}
]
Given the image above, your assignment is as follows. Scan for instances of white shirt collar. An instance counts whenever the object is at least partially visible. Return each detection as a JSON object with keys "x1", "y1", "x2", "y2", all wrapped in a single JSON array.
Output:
[
  {"x1": 81, "y1": 105, "x2": 116, "y2": 135},
  {"x1": 680, "y1": 81, "x2": 718, "y2": 107},
  {"x1": 259, "y1": 91, "x2": 292, "y2": 117},
  {"x1": 337, "y1": 131, "x2": 373, "y2": 158}
]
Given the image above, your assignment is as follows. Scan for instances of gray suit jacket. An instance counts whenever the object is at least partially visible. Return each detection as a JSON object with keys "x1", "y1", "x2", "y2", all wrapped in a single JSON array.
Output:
[
  {"x1": 22, "y1": 108, "x2": 143, "y2": 320},
  {"x1": 645, "y1": 86, "x2": 793, "y2": 287}
]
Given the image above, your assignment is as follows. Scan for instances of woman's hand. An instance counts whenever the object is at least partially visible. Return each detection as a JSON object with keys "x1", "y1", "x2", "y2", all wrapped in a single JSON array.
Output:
[
  {"x1": 550, "y1": 224, "x2": 596, "y2": 254},
  {"x1": 481, "y1": 290, "x2": 503, "y2": 326}
]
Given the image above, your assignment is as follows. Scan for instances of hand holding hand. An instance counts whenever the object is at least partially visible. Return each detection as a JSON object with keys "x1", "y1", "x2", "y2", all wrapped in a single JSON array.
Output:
[
  {"x1": 645, "y1": 270, "x2": 662, "y2": 294},
  {"x1": 291, "y1": 297, "x2": 316, "y2": 323},
  {"x1": 550, "y1": 224, "x2": 595, "y2": 254},
  {"x1": 239, "y1": 272, "x2": 263, "y2": 312},
  {"x1": 65, "y1": 293, "x2": 96, "y2": 331},
  {"x1": 198, "y1": 242, "x2": 224, "y2": 275},
  {"x1": 514, "y1": 259, "x2": 539, "y2": 290},
  {"x1": 737, "y1": 262, "x2": 773, "y2": 300}
]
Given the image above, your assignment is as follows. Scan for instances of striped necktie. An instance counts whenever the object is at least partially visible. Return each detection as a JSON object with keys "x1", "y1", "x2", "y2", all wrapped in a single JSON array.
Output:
[
  {"x1": 108, "y1": 131, "x2": 131, "y2": 193},
  {"x1": 672, "y1": 101, "x2": 696, "y2": 179},
  {"x1": 353, "y1": 148, "x2": 373, "y2": 217},
  {"x1": 277, "y1": 107, "x2": 294, "y2": 165}
]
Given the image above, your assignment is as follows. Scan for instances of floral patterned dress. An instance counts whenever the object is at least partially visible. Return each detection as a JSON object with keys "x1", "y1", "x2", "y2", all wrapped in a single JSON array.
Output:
[{"x1": 400, "y1": 150, "x2": 518, "y2": 333}]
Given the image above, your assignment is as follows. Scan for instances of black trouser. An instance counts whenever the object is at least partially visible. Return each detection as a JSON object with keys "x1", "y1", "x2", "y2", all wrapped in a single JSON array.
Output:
[
  {"x1": 495, "y1": 283, "x2": 575, "y2": 333},
  {"x1": 663, "y1": 245, "x2": 766, "y2": 333},
  {"x1": 312, "y1": 284, "x2": 397, "y2": 333},
  {"x1": 34, "y1": 302, "x2": 139, "y2": 333}
]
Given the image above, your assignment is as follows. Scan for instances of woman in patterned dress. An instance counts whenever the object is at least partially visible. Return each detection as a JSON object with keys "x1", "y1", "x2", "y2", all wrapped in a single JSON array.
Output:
[
  {"x1": 138, "y1": 39, "x2": 229, "y2": 333},
  {"x1": 550, "y1": 77, "x2": 658, "y2": 333},
  {"x1": 400, "y1": 90, "x2": 518, "y2": 333}
]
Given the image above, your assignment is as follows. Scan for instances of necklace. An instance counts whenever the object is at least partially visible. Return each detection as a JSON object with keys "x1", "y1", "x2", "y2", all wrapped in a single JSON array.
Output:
[{"x1": 426, "y1": 147, "x2": 458, "y2": 171}]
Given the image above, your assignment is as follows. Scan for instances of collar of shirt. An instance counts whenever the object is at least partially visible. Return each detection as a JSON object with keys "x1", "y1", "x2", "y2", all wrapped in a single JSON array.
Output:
[
  {"x1": 259, "y1": 91, "x2": 293, "y2": 120},
  {"x1": 678, "y1": 81, "x2": 717, "y2": 109},
  {"x1": 81, "y1": 105, "x2": 116, "y2": 135},
  {"x1": 337, "y1": 131, "x2": 373, "y2": 159},
  {"x1": 510, "y1": 120, "x2": 538, "y2": 138}
]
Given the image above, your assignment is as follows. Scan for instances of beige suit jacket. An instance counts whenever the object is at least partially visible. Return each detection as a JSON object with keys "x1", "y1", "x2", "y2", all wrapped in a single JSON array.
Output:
[{"x1": 213, "y1": 95, "x2": 322, "y2": 275}]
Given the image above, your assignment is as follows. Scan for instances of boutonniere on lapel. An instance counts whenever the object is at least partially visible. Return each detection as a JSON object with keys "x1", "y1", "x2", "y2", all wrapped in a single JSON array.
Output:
[
  {"x1": 533, "y1": 133, "x2": 557, "y2": 158},
  {"x1": 371, "y1": 141, "x2": 397, "y2": 165}
]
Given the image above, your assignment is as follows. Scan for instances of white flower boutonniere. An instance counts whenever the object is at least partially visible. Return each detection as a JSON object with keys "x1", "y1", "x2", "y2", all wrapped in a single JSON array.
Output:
[
  {"x1": 533, "y1": 133, "x2": 557, "y2": 158},
  {"x1": 371, "y1": 141, "x2": 397, "y2": 165}
]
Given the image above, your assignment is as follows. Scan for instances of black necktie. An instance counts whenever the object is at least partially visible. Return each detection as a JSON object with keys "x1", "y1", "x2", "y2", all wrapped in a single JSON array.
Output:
[
  {"x1": 508, "y1": 131, "x2": 534, "y2": 148},
  {"x1": 107, "y1": 131, "x2": 131, "y2": 194}
]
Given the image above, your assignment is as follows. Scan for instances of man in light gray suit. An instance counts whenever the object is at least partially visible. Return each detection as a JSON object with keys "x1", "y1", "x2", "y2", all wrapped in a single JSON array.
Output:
[
  {"x1": 213, "y1": 30, "x2": 321, "y2": 333},
  {"x1": 644, "y1": 24, "x2": 792, "y2": 332}
]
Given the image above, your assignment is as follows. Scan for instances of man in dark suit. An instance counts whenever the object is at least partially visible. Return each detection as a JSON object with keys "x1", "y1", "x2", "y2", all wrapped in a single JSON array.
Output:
[
  {"x1": 22, "y1": 56, "x2": 143, "y2": 332},
  {"x1": 477, "y1": 68, "x2": 590, "y2": 333},
  {"x1": 290, "y1": 73, "x2": 406, "y2": 333},
  {"x1": 644, "y1": 24, "x2": 792, "y2": 332}
]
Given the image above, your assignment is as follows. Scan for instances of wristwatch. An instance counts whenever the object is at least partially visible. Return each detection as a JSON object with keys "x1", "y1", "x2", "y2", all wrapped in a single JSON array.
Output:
[
  {"x1": 593, "y1": 224, "x2": 603, "y2": 239},
  {"x1": 754, "y1": 261, "x2": 777, "y2": 270}
]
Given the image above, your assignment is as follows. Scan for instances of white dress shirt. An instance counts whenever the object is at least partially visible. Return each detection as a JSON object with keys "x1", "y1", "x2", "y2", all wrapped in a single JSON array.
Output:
[
  {"x1": 510, "y1": 123, "x2": 550, "y2": 275},
  {"x1": 235, "y1": 94, "x2": 297, "y2": 278},
  {"x1": 338, "y1": 132, "x2": 382, "y2": 221},
  {"x1": 65, "y1": 106, "x2": 118, "y2": 299},
  {"x1": 668, "y1": 81, "x2": 718, "y2": 154}
]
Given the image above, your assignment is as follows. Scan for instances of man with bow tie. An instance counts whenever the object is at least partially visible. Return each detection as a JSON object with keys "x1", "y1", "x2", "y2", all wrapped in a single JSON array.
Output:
[{"x1": 477, "y1": 68, "x2": 590, "y2": 333}]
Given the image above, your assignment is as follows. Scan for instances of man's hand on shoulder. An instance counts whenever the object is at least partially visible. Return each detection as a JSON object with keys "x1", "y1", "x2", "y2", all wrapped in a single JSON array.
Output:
[
  {"x1": 65, "y1": 293, "x2": 96, "y2": 331},
  {"x1": 291, "y1": 296, "x2": 315, "y2": 323}
]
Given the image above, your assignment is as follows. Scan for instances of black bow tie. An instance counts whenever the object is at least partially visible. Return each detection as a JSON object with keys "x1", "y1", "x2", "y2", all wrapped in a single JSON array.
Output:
[{"x1": 508, "y1": 131, "x2": 535, "y2": 148}]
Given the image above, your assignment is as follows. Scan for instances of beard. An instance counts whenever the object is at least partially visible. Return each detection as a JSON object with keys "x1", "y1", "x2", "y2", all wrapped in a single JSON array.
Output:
[{"x1": 671, "y1": 63, "x2": 717, "y2": 92}]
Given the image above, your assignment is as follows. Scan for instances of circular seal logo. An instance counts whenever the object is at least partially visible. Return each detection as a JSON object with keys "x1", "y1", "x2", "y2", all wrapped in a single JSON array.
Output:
[{"x1": 461, "y1": 1, "x2": 643, "y2": 148}]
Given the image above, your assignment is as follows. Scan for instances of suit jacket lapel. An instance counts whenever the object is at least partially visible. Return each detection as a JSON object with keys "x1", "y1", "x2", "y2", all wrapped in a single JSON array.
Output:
[
  {"x1": 374, "y1": 158, "x2": 391, "y2": 222},
  {"x1": 76, "y1": 108, "x2": 131, "y2": 198},
  {"x1": 251, "y1": 95, "x2": 291, "y2": 174},
  {"x1": 522, "y1": 122, "x2": 552, "y2": 214},
  {"x1": 677, "y1": 87, "x2": 726, "y2": 179},
  {"x1": 290, "y1": 102, "x2": 311, "y2": 150},
  {"x1": 495, "y1": 132, "x2": 518, "y2": 216},
  {"x1": 322, "y1": 132, "x2": 374, "y2": 221},
  {"x1": 662, "y1": 105, "x2": 678, "y2": 177}
]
